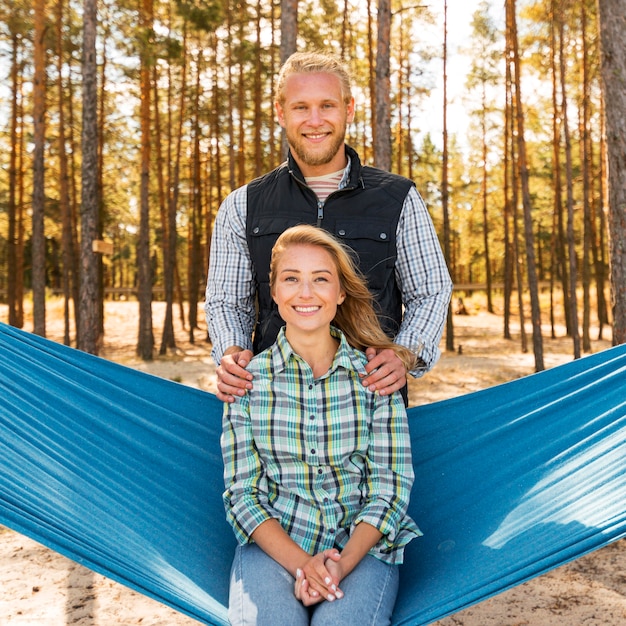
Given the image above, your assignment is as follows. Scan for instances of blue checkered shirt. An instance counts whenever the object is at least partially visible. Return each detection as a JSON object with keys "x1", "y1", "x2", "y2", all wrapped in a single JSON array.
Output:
[{"x1": 221, "y1": 327, "x2": 421, "y2": 565}]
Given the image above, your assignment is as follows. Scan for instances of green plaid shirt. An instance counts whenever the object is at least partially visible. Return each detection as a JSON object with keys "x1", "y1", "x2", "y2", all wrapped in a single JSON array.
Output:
[{"x1": 221, "y1": 327, "x2": 421, "y2": 565}]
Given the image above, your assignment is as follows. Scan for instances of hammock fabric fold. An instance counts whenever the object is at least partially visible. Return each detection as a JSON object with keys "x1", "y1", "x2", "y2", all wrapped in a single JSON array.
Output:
[{"x1": 1, "y1": 321, "x2": 625, "y2": 625}]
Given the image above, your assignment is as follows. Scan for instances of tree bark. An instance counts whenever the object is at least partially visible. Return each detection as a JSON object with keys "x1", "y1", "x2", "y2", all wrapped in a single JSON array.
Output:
[
  {"x1": 32, "y1": 0, "x2": 47, "y2": 337},
  {"x1": 441, "y1": 0, "x2": 454, "y2": 352},
  {"x1": 508, "y1": 0, "x2": 544, "y2": 370},
  {"x1": 597, "y1": 0, "x2": 626, "y2": 345},
  {"x1": 374, "y1": 0, "x2": 391, "y2": 171},
  {"x1": 78, "y1": 0, "x2": 100, "y2": 354},
  {"x1": 7, "y1": 30, "x2": 23, "y2": 328},
  {"x1": 558, "y1": 11, "x2": 581, "y2": 359},
  {"x1": 159, "y1": 24, "x2": 187, "y2": 356},
  {"x1": 136, "y1": 0, "x2": 154, "y2": 359},
  {"x1": 56, "y1": 0, "x2": 78, "y2": 346},
  {"x1": 280, "y1": 0, "x2": 298, "y2": 63}
]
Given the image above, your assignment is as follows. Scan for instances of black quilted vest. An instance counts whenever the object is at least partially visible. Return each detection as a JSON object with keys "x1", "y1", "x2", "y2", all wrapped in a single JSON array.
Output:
[{"x1": 246, "y1": 145, "x2": 413, "y2": 354}]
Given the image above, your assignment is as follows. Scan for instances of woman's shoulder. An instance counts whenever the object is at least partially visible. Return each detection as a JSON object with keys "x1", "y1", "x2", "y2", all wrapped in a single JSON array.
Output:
[{"x1": 248, "y1": 347, "x2": 274, "y2": 374}]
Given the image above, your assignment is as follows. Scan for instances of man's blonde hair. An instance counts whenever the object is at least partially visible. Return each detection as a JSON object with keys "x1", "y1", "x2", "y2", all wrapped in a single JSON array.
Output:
[{"x1": 275, "y1": 52, "x2": 353, "y2": 106}]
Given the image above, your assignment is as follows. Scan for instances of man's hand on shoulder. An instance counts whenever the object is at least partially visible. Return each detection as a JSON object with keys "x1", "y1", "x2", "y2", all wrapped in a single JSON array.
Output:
[
  {"x1": 361, "y1": 347, "x2": 407, "y2": 396},
  {"x1": 216, "y1": 346, "x2": 254, "y2": 403}
]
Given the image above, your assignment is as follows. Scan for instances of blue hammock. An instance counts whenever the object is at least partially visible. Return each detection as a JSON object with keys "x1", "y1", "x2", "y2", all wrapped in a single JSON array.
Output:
[{"x1": 1, "y1": 321, "x2": 625, "y2": 625}]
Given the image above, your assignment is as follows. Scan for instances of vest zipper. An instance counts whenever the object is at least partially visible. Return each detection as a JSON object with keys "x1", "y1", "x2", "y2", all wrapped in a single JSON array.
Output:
[{"x1": 317, "y1": 200, "x2": 324, "y2": 227}]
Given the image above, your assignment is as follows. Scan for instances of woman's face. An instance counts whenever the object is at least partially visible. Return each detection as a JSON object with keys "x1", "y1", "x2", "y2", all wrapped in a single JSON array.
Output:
[{"x1": 272, "y1": 243, "x2": 345, "y2": 337}]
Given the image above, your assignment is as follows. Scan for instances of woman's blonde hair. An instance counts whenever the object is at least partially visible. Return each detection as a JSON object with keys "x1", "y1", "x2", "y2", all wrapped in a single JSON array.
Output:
[{"x1": 269, "y1": 225, "x2": 416, "y2": 371}]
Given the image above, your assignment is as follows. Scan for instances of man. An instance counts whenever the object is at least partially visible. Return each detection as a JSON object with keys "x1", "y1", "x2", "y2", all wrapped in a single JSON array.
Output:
[{"x1": 206, "y1": 51, "x2": 452, "y2": 403}]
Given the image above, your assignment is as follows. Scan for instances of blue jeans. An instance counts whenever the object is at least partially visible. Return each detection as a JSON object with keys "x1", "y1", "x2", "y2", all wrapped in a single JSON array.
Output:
[{"x1": 228, "y1": 544, "x2": 399, "y2": 626}]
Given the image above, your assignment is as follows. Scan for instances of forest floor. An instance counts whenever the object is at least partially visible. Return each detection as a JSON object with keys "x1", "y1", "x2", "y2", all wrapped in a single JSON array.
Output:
[{"x1": 0, "y1": 295, "x2": 625, "y2": 625}]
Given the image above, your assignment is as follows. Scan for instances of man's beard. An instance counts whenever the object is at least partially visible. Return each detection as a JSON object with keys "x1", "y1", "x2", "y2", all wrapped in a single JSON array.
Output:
[{"x1": 286, "y1": 128, "x2": 346, "y2": 168}]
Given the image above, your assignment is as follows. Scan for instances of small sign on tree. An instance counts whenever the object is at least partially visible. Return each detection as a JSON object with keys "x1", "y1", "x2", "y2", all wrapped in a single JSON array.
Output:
[{"x1": 92, "y1": 240, "x2": 114, "y2": 255}]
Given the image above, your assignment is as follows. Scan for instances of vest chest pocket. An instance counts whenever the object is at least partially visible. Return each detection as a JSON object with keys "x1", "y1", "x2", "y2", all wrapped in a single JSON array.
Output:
[{"x1": 332, "y1": 219, "x2": 397, "y2": 290}]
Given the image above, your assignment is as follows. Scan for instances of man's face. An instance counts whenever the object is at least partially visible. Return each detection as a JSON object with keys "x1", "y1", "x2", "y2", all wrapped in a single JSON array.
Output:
[{"x1": 276, "y1": 72, "x2": 355, "y2": 176}]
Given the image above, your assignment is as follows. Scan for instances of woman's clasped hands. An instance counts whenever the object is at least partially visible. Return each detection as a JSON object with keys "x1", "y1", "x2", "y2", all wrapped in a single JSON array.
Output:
[{"x1": 294, "y1": 549, "x2": 345, "y2": 606}]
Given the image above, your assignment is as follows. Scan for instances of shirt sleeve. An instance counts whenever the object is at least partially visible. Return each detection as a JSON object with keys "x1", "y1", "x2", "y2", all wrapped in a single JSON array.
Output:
[
  {"x1": 205, "y1": 186, "x2": 257, "y2": 364},
  {"x1": 221, "y1": 395, "x2": 276, "y2": 544},
  {"x1": 353, "y1": 392, "x2": 419, "y2": 549},
  {"x1": 394, "y1": 186, "x2": 453, "y2": 376}
]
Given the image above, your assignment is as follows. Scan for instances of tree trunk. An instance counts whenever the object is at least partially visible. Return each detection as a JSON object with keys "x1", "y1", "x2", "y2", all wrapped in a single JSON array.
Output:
[
  {"x1": 596, "y1": 97, "x2": 609, "y2": 338},
  {"x1": 502, "y1": 36, "x2": 513, "y2": 341},
  {"x1": 597, "y1": 0, "x2": 626, "y2": 345},
  {"x1": 549, "y1": 2, "x2": 565, "y2": 339},
  {"x1": 510, "y1": 109, "x2": 527, "y2": 355},
  {"x1": 160, "y1": 24, "x2": 187, "y2": 355},
  {"x1": 188, "y1": 55, "x2": 203, "y2": 344},
  {"x1": 367, "y1": 0, "x2": 376, "y2": 163},
  {"x1": 7, "y1": 32, "x2": 22, "y2": 328},
  {"x1": 280, "y1": 0, "x2": 298, "y2": 62},
  {"x1": 236, "y1": 10, "x2": 246, "y2": 186},
  {"x1": 558, "y1": 12, "x2": 581, "y2": 359},
  {"x1": 227, "y1": 7, "x2": 236, "y2": 187},
  {"x1": 253, "y1": 3, "x2": 263, "y2": 177},
  {"x1": 32, "y1": 0, "x2": 47, "y2": 337},
  {"x1": 480, "y1": 80, "x2": 493, "y2": 313},
  {"x1": 136, "y1": 0, "x2": 154, "y2": 360},
  {"x1": 579, "y1": 0, "x2": 592, "y2": 352},
  {"x1": 508, "y1": 0, "x2": 543, "y2": 371},
  {"x1": 279, "y1": 0, "x2": 298, "y2": 160},
  {"x1": 78, "y1": 0, "x2": 100, "y2": 354},
  {"x1": 441, "y1": 0, "x2": 454, "y2": 352},
  {"x1": 374, "y1": 0, "x2": 391, "y2": 171},
  {"x1": 56, "y1": 0, "x2": 77, "y2": 346}
]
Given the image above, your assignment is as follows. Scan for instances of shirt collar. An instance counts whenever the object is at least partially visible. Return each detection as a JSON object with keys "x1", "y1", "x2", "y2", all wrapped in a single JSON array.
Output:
[
  {"x1": 338, "y1": 156, "x2": 352, "y2": 190},
  {"x1": 271, "y1": 326, "x2": 367, "y2": 378}
]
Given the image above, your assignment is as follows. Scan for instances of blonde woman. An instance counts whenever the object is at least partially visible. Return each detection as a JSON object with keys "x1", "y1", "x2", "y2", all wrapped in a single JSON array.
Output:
[{"x1": 221, "y1": 225, "x2": 420, "y2": 626}]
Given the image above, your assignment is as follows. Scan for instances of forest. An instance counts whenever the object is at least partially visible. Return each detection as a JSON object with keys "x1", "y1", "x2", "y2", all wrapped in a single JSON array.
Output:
[{"x1": 0, "y1": 0, "x2": 625, "y2": 366}]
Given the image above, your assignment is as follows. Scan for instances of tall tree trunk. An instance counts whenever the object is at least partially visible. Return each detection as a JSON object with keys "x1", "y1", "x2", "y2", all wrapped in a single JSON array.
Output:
[
  {"x1": 510, "y1": 102, "x2": 528, "y2": 354},
  {"x1": 367, "y1": 0, "x2": 375, "y2": 164},
  {"x1": 480, "y1": 79, "x2": 493, "y2": 313},
  {"x1": 97, "y1": 21, "x2": 108, "y2": 339},
  {"x1": 280, "y1": 0, "x2": 298, "y2": 62},
  {"x1": 441, "y1": 0, "x2": 454, "y2": 352},
  {"x1": 136, "y1": 0, "x2": 154, "y2": 359},
  {"x1": 502, "y1": 33, "x2": 513, "y2": 341},
  {"x1": 549, "y1": 2, "x2": 568, "y2": 339},
  {"x1": 558, "y1": 12, "x2": 581, "y2": 359},
  {"x1": 32, "y1": 0, "x2": 47, "y2": 337},
  {"x1": 508, "y1": 0, "x2": 543, "y2": 370},
  {"x1": 279, "y1": 0, "x2": 298, "y2": 159},
  {"x1": 78, "y1": 0, "x2": 100, "y2": 354},
  {"x1": 253, "y1": 3, "x2": 263, "y2": 177},
  {"x1": 16, "y1": 84, "x2": 26, "y2": 327},
  {"x1": 56, "y1": 0, "x2": 77, "y2": 346},
  {"x1": 227, "y1": 6, "x2": 236, "y2": 188},
  {"x1": 596, "y1": 96, "x2": 609, "y2": 338},
  {"x1": 65, "y1": 58, "x2": 81, "y2": 334},
  {"x1": 269, "y1": 4, "x2": 278, "y2": 167},
  {"x1": 236, "y1": 8, "x2": 246, "y2": 186},
  {"x1": 160, "y1": 24, "x2": 187, "y2": 355},
  {"x1": 188, "y1": 55, "x2": 203, "y2": 343},
  {"x1": 598, "y1": 0, "x2": 626, "y2": 344},
  {"x1": 579, "y1": 0, "x2": 592, "y2": 352},
  {"x1": 374, "y1": 0, "x2": 391, "y2": 171},
  {"x1": 8, "y1": 32, "x2": 22, "y2": 328}
]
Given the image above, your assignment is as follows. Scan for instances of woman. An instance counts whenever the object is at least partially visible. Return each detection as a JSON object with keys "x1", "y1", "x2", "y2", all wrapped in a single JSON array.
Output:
[{"x1": 221, "y1": 225, "x2": 420, "y2": 626}]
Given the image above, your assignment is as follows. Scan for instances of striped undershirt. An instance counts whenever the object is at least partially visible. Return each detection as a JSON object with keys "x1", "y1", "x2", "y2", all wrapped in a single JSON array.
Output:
[{"x1": 305, "y1": 169, "x2": 345, "y2": 203}]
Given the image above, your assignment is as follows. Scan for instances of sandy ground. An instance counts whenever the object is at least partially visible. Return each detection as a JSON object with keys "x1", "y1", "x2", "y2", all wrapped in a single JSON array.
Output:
[{"x1": 1, "y1": 297, "x2": 625, "y2": 625}]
